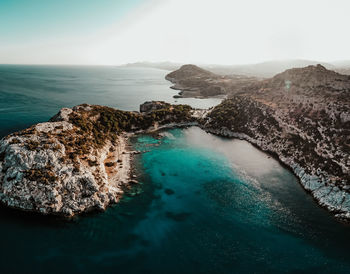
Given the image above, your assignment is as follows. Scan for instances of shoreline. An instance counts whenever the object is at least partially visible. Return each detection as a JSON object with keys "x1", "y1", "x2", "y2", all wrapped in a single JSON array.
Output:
[
  {"x1": 129, "y1": 123, "x2": 349, "y2": 223},
  {"x1": 202, "y1": 126, "x2": 350, "y2": 222},
  {"x1": 0, "y1": 102, "x2": 197, "y2": 218},
  {"x1": 102, "y1": 135, "x2": 133, "y2": 202},
  {"x1": 1, "y1": 100, "x2": 348, "y2": 221},
  {"x1": 127, "y1": 118, "x2": 349, "y2": 222}
]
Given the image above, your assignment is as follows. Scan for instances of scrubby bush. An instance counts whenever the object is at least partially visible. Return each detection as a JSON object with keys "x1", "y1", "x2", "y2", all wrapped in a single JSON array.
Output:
[{"x1": 24, "y1": 165, "x2": 58, "y2": 184}]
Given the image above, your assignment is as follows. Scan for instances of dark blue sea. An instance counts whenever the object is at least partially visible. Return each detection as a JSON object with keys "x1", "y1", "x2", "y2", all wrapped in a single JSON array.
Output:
[{"x1": 0, "y1": 65, "x2": 349, "y2": 274}]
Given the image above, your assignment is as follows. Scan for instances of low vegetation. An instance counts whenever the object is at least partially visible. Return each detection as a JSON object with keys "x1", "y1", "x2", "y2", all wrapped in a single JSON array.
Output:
[
  {"x1": 24, "y1": 165, "x2": 58, "y2": 184},
  {"x1": 63, "y1": 103, "x2": 193, "y2": 160}
]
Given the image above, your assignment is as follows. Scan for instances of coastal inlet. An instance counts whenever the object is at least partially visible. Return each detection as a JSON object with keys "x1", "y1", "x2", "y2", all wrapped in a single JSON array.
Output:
[{"x1": 1, "y1": 112, "x2": 350, "y2": 273}]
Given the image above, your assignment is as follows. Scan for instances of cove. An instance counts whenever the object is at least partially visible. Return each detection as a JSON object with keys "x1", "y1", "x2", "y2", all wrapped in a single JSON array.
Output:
[
  {"x1": 128, "y1": 126, "x2": 350, "y2": 273},
  {"x1": 0, "y1": 127, "x2": 350, "y2": 273}
]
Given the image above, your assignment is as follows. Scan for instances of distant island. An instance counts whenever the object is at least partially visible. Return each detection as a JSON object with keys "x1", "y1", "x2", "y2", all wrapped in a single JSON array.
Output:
[{"x1": 0, "y1": 64, "x2": 349, "y2": 221}]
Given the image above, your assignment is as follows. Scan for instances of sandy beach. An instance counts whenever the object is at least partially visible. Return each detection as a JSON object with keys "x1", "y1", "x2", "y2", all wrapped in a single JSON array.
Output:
[{"x1": 103, "y1": 134, "x2": 133, "y2": 196}]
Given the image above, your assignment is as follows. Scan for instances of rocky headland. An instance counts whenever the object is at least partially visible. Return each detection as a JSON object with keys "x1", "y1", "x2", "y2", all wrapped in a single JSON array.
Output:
[
  {"x1": 200, "y1": 64, "x2": 350, "y2": 220},
  {"x1": 0, "y1": 102, "x2": 194, "y2": 217},
  {"x1": 165, "y1": 64, "x2": 258, "y2": 98}
]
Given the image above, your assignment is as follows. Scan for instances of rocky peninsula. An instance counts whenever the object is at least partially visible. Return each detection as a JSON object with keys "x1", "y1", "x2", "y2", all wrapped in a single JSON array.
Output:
[
  {"x1": 0, "y1": 102, "x2": 194, "y2": 217},
  {"x1": 165, "y1": 64, "x2": 258, "y2": 98}
]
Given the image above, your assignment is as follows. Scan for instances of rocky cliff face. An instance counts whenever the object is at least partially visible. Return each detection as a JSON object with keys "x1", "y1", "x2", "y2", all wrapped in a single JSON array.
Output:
[
  {"x1": 0, "y1": 103, "x2": 194, "y2": 217},
  {"x1": 202, "y1": 65, "x2": 350, "y2": 220}
]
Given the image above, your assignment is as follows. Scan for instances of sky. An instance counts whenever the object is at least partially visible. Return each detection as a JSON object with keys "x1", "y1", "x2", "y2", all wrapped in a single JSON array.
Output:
[{"x1": 1, "y1": 0, "x2": 350, "y2": 65}]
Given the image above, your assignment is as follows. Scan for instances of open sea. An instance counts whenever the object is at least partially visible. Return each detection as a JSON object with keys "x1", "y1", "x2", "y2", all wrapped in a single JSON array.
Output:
[{"x1": 0, "y1": 65, "x2": 350, "y2": 274}]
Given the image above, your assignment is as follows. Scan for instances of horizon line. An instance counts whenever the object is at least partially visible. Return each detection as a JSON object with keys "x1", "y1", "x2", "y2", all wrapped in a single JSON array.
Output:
[{"x1": 1, "y1": 58, "x2": 350, "y2": 67}]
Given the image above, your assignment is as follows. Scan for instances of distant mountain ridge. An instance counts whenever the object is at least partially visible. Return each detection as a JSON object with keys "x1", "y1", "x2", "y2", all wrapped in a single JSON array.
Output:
[
  {"x1": 120, "y1": 59, "x2": 350, "y2": 77},
  {"x1": 205, "y1": 60, "x2": 336, "y2": 77},
  {"x1": 267, "y1": 64, "x2": 350, "y2": 91},
  {"x1": 123, "y1": 61, "x2": 182, "y2": 71}
]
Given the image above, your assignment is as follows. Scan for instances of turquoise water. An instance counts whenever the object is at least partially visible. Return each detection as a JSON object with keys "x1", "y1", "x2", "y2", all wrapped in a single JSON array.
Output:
[
  {"x1": 0, "y1": 66, "x2": 350, "y2": 273},
  {"x1": 129, "y1": 128, "x2": 350, "y2": 273}
]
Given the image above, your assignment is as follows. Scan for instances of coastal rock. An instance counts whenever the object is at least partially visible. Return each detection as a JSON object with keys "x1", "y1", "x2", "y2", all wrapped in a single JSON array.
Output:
[
  {"x1": 201, "y1": 64, "x2": 350, "y2": 220},
  {"x1": 0, "y1": 121, "x2": 128, "y2": 217},
  {"x1": 0, "y1": 102, "x2": 194, "y2": 217}
]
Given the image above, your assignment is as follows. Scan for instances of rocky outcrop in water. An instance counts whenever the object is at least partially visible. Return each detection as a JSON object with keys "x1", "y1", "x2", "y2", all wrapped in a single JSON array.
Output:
[{"x1": 0, "y1": 103, "x2": 194, "y2": 217}]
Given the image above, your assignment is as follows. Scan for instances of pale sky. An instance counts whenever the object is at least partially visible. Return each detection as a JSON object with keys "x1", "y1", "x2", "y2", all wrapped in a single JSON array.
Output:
[{"x1": 1, "y1": 0, "x2": 350, "y2": 65}]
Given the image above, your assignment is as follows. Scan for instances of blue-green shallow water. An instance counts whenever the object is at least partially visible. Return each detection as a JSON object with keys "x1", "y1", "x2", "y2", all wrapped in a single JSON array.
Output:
[
  {"x1": 0, "y1": 66, "x2": 350, "y2": 273},
  {"x1": 1, "y1": 128, "x2": 350, "y2": 274}
]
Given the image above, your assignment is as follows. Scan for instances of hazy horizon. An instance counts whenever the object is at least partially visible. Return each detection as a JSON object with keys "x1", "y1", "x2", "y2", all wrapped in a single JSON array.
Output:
[
  {"x1": 0, "y1": 58, "x2": 348, "y2": 67},
  {"x1": 1, "y1": 0, "x2": 350, "y2": 65}
]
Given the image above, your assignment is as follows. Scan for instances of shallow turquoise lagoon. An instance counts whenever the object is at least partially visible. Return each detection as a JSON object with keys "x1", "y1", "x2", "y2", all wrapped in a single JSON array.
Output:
[
  {"x1": 1, "y1": 127, "x2": 350, "y2": 273},
  {"x1": 127, "y1": 127, "x2": 350, "y2": 273}
]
